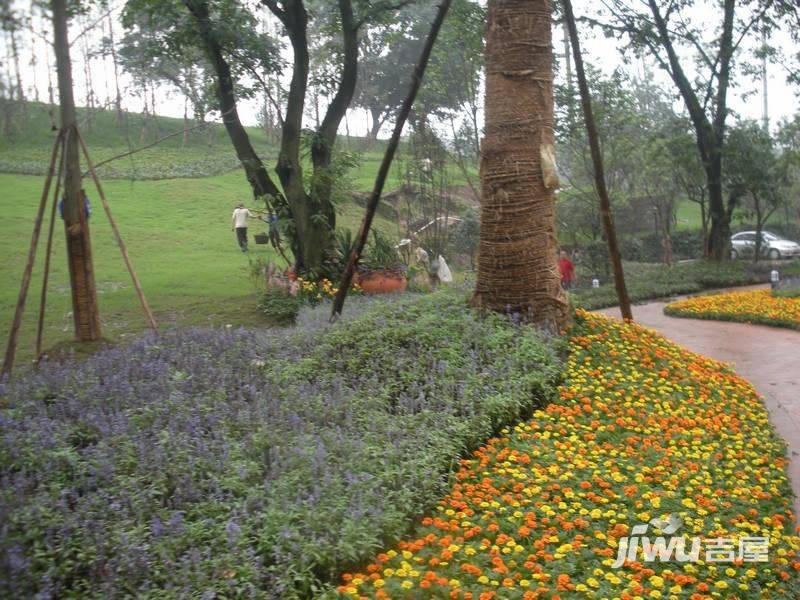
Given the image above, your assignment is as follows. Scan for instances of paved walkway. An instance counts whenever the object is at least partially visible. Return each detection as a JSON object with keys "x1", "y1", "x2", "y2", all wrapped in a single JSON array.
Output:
[{"x1": 599, "y1": 285, "x2": 800, "y2": 519}]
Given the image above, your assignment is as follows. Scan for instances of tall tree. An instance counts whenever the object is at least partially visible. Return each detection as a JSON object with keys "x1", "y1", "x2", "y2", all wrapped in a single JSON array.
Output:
[
  {"x1": 118, "y1": 16, "x2": 214, "y2": 124},
  {"x1": 125, "y1": 0, "x2": 428, "y2": 275},
  {"x1": 472, "y1": 0, "x2": 568, "y2": 331},
  {"x1": 28, "y1": 14, "x2": 40, "y2": 103},
  {"x1": 726, "y1": 121, "x2": 789, "y2": 260},
  {"x1": 664, "y1": 116, "x2": 709, "y2": 252},
  {"x1": 0, "y1": 0, "x2": 26, "y2": 128},
  {"x1": 353, "y1": 0, "x2": 484, "y2": 143},
  {"x1": 103, "y1": 11, "x2": 124, "y2": 121},
  {"x1": 164, "y1": 0, "x2": 284, "y2": 198},
  {"x1": 203, "y1": 0, "x2": 413, "y2": 274},
  {"x1": 52, "y1": 0, "x2": 102, "y2": 341},
  {"x1": 591, "y1": 0, "x2": 790, "y2": 260}
]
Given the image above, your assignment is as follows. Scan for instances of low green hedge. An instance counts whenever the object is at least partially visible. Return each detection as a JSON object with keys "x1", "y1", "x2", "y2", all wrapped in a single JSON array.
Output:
[{"x1": 572, "y1": 260, "x2": 799, "y2": 310}]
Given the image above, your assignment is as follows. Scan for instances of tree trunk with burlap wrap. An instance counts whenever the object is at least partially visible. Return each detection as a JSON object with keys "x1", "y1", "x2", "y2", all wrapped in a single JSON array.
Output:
[{"x1": 472, "y1": 0, "x2": 568, "y2": 332}]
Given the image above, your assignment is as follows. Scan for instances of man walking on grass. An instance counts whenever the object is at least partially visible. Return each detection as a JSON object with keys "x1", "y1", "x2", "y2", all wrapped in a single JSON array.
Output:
[{"x1": 231, "y1": 203, "x2": 254, "y2": 252}]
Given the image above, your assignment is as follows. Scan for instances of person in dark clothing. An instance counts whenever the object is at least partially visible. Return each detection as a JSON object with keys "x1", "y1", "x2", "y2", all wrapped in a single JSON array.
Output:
[{"x1": 58, "y1": 189, "x2": 92, "y2": 221}]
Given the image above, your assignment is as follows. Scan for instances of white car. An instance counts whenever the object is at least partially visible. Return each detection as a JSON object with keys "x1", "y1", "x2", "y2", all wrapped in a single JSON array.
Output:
[{"x1": 730, "y1": 231, "x2": 800, "y2": 260}]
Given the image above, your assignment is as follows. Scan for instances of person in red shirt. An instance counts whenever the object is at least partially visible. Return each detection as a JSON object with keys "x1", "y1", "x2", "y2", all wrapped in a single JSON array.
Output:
[{"x1": 557, "y1": 250, "x2": 576, "y2": 290}]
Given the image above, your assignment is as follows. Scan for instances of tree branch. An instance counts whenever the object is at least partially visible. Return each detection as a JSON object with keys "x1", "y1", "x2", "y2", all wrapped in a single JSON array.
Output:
[
  {"x1": 331, "y1": 0, "x2": 452, "y2": 319},
  {"x1": 260, "y1": 0, "x2": 287, "y2": 25},
  {"x1": 354, "y1": 1, "x2": 417, "y2": 31},
  {"x1": 69, "y1": 4, "x2": 117, "y2": 47}
]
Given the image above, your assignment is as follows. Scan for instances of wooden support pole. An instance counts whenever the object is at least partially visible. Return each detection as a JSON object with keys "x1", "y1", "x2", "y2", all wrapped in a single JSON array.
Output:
[
  {"x1": 331, "y1": 0, "x2": 452, "y2": 320},
  {"x1": 76, "y1": 128, "x2": 158, "y2": 332},
  {"x1": 2, "y1": 133, "x2": 63, "y2": 378},
  {"x1": 36, "y1": 132, "x2": 68, "y2": 361},
  {"x1": 562, "y1": 0, "x2": 633, "y2": 321}
]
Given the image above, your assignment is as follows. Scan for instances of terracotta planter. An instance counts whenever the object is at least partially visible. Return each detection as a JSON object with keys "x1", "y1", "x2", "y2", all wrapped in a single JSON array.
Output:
[{"x1": 356, "y1": 269, "x2": 408, "y2": 294}]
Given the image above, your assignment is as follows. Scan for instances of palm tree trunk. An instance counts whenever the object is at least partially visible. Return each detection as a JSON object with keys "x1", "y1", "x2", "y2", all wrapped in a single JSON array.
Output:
[{"x1": 472, "y1": 0, "x2": 568, "y2": 331}]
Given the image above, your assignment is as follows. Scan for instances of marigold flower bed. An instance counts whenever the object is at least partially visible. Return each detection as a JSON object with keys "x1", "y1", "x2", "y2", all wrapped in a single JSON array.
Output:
[
  {"x1": 664, "y1": 289, "x2": 800, "y2": 331},
  {"x1": 339, "y1": 311, "x2": 800, "y2": 599}
]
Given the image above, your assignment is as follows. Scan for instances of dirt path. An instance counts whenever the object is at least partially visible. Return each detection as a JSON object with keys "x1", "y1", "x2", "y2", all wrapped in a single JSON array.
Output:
[{"x1": 599, "y1": 285, "x2": 800, "y2": 519}]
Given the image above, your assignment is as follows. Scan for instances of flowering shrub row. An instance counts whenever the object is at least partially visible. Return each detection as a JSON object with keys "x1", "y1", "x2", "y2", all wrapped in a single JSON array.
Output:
[
  {"x1": 339, "y1": 311, "x2": 800, "y2": 598},
  {"x1": 665, "y1": 289, "x2": 800, "y2": 331},
  {"x1": 0, "y1": 291, "x2": 560, "y2": 598}
]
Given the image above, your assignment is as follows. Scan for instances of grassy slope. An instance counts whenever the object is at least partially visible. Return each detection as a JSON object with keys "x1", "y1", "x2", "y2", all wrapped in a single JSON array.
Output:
[
  {"x1": 0, "y1": 170, "x2": 398, "y2": 367},
  {"x1": 0, "y1": 102, "x2": 476, "y2": 189},
  {"x1": 0, "y1": 103, "x2": 448, "y2": 365},
  {"x1": 674, "y1": 198, "x2": 787, "y2": 232}
]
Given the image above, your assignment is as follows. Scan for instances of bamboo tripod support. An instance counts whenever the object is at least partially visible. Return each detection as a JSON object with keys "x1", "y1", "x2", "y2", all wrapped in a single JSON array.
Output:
[
  {"x1": 2, "y1": 124, "x2": 158, "y2": 379},
  {"x1": 2, "y1": 133, "x2": 63, "y2": 378},
  {"x1": 76, "y1": 129, "x2": 158, "y2": 332},
  {"x1": 36, "y1": 129, "x2": 69, "y2": 360}
]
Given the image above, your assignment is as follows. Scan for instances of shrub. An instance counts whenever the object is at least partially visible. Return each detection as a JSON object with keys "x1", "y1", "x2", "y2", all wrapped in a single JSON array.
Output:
[
  {"x1": 582, "y1": 239, "x2": 611, "y2": 277},
  {"x1": 450, "y1": 208, "x2": 480, "y2": 268},
  {"x1": 0, "y1": 290, "x2": 561, "y2": 598},
  {"x1": 572, "y1": 259, "x2": 790, "y2": 310},
  {"x1": 257, "y1": 287, "x2": 300, "y2": 325},
  {"x1": 670, "y1": 229, "x2": 704, "y2": 260}
]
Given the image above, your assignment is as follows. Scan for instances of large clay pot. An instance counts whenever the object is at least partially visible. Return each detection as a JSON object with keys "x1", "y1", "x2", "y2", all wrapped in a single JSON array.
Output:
[{"x1": 356, "y1": 269, "x2": 408, "y2": 294}]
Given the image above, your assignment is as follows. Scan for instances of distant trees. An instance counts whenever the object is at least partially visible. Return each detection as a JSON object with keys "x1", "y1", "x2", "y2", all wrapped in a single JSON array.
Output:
[
  {"x1": 557, "y1": 69, "x2": 687, "y2": 264},
  {"x1": 118, "y1": 9, "x2": 217, "y2": 126},
  {"x1": 777, "y1": 114, "x2": 800, "y2": 224},
  {"x1": 587, "y1": 0, "x2": 799, "y2": 261},
  {"x1": 726, "y1": 121, "x2": 790, "y2": 260},
  {"x1": 352, "y1": 0, "x2": 484, "y2": 143},
  {"x1": 120, "y1": 0, "x2": 430, "y2": 276},
  {"x1": 0, "y1": 1, "x2": 25, "y2": 136}
]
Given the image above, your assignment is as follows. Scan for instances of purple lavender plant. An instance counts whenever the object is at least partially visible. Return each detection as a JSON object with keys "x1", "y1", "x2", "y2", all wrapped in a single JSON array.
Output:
[{"x1": 0, "y1": 290, "x2": 560, "y2": 597}]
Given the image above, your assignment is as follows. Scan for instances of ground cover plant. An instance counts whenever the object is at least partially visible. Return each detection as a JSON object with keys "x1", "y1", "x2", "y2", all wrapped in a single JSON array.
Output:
[
  {"x1": 0, "y1": 290, "x2": 561, "y2": 598},
  {"x1": 571, "y1": 260, "x2": 799, "y2": 310},
  {"x1": 339, "y1": 311, "x2": 800, "y2": 598},
  {"x1": 665, "y1": 289, "x2": 800, "y2": 331}
]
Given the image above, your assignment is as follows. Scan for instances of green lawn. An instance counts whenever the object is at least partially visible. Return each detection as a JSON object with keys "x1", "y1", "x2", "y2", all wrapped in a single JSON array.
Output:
[
  {"x1": 0, "y1": 170, "x2": 398, "y2": 368},
  {"x1": 674, "y1": 199, "x2": 703, "y2": 230},
  {"x1": 674, "y1": 199, "x2": 790, "y2": 233},
  {"x1": 0, "y1": 102, "x2": 476, "y2": 367}
]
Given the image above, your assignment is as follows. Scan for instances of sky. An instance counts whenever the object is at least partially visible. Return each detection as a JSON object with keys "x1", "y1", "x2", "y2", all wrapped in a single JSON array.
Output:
[{"x1": 6, "y1": 0, "x2": 799, "y2": 138}]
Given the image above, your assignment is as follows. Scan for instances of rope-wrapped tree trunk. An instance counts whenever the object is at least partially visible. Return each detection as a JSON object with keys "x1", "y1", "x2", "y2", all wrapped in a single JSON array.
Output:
[
  {"x1": 472, "y1": 0, "x2": 568, "y2": 331},
  {"x1": 53, "y1": 0, "x2": 102, "y2": 341}
]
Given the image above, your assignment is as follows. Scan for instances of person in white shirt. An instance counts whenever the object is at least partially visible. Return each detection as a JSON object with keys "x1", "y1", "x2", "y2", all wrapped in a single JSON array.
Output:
[{"x1": 231, "y1": 203, "x2": 254, "y2": 252}]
